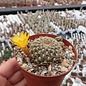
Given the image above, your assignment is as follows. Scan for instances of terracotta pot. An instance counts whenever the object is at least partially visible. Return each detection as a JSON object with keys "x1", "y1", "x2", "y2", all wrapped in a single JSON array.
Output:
[
  {"x1": 25, "y1": 4, "x2": 31, "y2": 6},
  {"x1": 16, "y1": 34, "x2": 78, "y2": 86},
  {"x1": 32, "y1": 3, "x2": 38, "y2": 6},
  {"x1": 20, "y1": 3, "x2": 26, "y2": 6},
  {"x1": 32, "y1": 0, "x2": 38, "y2": 6}
]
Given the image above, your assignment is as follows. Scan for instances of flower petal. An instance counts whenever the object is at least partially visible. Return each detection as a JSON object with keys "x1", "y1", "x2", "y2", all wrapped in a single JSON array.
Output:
[{"x1": 11, "y1": 32, "x2": 30, "y2": 48}]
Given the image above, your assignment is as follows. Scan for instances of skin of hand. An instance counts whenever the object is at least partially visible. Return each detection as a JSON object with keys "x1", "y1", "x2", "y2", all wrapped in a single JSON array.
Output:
[{"x1": 0, "y1": 58, "x2": 27, "y2": 86}]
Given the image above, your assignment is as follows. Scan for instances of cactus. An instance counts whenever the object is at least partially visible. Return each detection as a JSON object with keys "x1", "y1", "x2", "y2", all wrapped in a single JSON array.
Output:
[{"x1": 28, "y1": 36, "x2": 65, "y2": 65}]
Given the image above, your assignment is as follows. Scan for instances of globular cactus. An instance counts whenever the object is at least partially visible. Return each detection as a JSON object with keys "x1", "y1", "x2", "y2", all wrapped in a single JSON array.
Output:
[{"x1": 28, "y1": 36, "x2": 65, "y2": 65}]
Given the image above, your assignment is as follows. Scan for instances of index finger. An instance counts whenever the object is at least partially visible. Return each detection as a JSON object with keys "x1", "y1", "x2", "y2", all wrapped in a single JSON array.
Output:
[{"x1": 0, "y1": 58, "x2": 20, "y2": 79}]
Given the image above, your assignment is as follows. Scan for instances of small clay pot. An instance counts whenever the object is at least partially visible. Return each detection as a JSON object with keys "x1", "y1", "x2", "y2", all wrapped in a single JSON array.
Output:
[
  {"x1": 20, "y1": 3, "x2": 26, "y2": 6},
  {"x1": 32, "y1": 0, "x2": 38, "y2": 6},
  {"x1": 16, "y1": 34, "x2": 78, "y2": 86},
  {"x1": 25, "y1": 4, "x2": 31, "y2": 6}
]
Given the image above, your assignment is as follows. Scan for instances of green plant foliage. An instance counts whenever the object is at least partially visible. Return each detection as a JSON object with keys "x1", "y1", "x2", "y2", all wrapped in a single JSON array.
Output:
[
  {"x1": 0, "y1": 50, "x2": 13, "y2": 64},
  {"x1": 4, "y1": 50, "x2": 13, "y2": 59}
]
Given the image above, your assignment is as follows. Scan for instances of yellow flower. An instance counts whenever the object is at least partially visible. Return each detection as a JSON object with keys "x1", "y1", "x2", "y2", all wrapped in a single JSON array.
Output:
[{"x1": 11, "y1": 32, "x2": 30, "y2": 48}]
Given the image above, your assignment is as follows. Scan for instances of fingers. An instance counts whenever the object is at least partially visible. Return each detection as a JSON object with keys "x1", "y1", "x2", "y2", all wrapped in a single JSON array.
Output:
[
  {"x1": 0, "y1": 58, "x2": 20, "y2": 79},
  {"x1": 8, "y1": 70, "x2": 24, "y2": 85},
  {"x1": 0, "y1": 75, "x2": 7, "y2": 86},
  {"x1": 13, "y1": 78, "x2": 27, "y2": 86},
  {"x1": 0, "y1": 75, "x2": 11, "y2": 86},
  {"x1": 0, "y1": 58, "x2": 28, "y2": 86}
]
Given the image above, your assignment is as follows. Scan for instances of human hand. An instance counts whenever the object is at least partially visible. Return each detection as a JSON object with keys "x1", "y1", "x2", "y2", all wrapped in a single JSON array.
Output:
[{"x1": 0, "y1": 58, "x2": 27, "y2": 86}]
